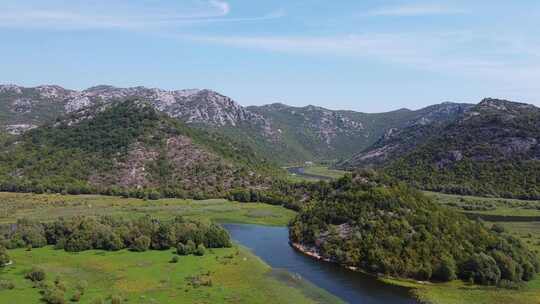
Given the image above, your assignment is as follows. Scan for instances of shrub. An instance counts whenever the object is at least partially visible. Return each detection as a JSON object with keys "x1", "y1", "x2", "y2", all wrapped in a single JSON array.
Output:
[
  {"x1": 0, "y1": 280, "x2": 15, "y2": 290},
  {"x1": 170, "y1": 256, "x2": 179, "y2": 263},
  {"x1": 75, "y1": 280, "x2": 88, "y2": 294},
  {"x1": 130, "y1": 235, "x2": 151, "y2": 252},
  {"x1": 110, "y1": 295, "x2": 122, "y2": 304},
  {"x1": 70, "y1": 291, "x2": 82, "y2": 302},
  {"x1": 194, "y1": 244, "x2": 206, "y2": 256},
  {"x1": 41, "y1": 287, "x2": 66, "y2": 304},
  {"x1": 25, "y1": 267, "x2": 46, "y2": 282}
]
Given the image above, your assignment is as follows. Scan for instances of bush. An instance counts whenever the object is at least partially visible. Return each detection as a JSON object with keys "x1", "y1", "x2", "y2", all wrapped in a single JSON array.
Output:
[
  {"x1": 25, "y1": 267, "x2": 46, "y2": 282},
  {"x1": 41, "y1": 287, "x2": 66, "y2": 304},
  {"x1": 194, "y1": 244, "x2": 206, "y2": 256},
  {"x1": 0, "y1": 280, "x2": 15, "y2": 290},
  {"x1": 130, "y1": 235, "x2": 151, "y2": 252},
  {"x1": 71, "y1": 291, "x2": 82, "y2": 302},
  {"x1": 75, "y1": 280, "x2": 88, "y2": 295},
  {"x1": 110, "y1": 295, "x2": 122, "y2": 304},
  {"x1": 177, "y1": 240, "x2": 197, "y2": 255},
  {"x1": 170, "y1": 256, "x2": 179, "y2": 263}
]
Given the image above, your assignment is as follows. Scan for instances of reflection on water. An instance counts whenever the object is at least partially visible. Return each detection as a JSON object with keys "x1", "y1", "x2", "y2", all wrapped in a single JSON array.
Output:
[{"x1": 224, "y1": 224, "x2": 417, "y2": 304}]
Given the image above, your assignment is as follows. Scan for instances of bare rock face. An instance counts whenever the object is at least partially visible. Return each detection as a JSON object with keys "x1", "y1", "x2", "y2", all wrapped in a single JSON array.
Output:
[
  {"x1": 0, "y1": 84, "x2": 276, "y2": 138},
  {"x1": 5, "y1": 124, "x2": 37, "y2": 135}
]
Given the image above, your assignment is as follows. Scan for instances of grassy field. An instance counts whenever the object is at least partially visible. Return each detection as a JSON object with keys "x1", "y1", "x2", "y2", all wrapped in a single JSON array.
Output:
[
  {"x1": 0, "y1": 246, "x2": 342, "y2": 304},
  {"x1": 0, "y1": 192, "x2": 296, "y2": 226},
  {"x1": 0, "y1": 192, "x2": 342, "y2": 303},
  {"x1": 286, "y1": 165, "x2": 347, "y2": 182},
  {"x1": 303, "y1": 166, "x2": 347, "y2": 179},
  {"x1": 426, "y1": 191, "x2": 540, "y2": 217}
]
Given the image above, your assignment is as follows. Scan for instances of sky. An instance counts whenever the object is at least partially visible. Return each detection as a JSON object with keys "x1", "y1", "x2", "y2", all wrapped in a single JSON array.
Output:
[{"x1": 0, "y1": 0, "x2": 539, "y2": 112}]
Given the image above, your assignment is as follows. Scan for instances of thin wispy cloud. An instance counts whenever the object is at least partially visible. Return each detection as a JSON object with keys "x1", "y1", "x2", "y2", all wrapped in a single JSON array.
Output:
[
  {"x1": 186, "y1": 31, "x2": 540, "y2": 87},
  {"x1": 0, "y1": 0, "x2": 281, "y2": 30},
  {"x1": 366, "y1": 3, "x2": 468, "y2": 16}
]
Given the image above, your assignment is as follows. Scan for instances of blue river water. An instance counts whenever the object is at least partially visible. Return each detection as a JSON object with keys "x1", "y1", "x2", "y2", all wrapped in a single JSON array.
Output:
[{"x1": 224, "y1": 224, "x2": 417, "y2": 304}]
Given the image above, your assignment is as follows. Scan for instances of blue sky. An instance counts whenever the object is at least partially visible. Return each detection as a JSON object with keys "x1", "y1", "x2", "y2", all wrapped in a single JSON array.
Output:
[{"x1": 0, "y1": 0, "x2": 539, "y2": 112}]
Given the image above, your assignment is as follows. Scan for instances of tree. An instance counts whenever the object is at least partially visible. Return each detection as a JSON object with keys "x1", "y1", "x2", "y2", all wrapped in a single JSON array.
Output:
[
  {"x1": 460, "y1": 253, "x2": 501, "y2": 285},
  {"x1": 433, "y1": 255, "x2": 457, "y2": 282}
]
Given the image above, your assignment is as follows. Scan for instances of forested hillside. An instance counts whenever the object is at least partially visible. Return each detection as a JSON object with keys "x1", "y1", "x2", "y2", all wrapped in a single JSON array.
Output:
[
  {"x1": 289, "y1": 171, "x2": 540, "y2": 286},
  {"x1": 341, "y1": 99, "x2": 540, "y2": 199},
  {"x1": 0, "y1": 100, "x2": 279, "y2": 199}
]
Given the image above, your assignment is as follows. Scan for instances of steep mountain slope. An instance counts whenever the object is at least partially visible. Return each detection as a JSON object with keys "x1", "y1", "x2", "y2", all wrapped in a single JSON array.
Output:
[
  {"x1": 0, "y1": 100, "x2": 278, "y2": 198},
  {"x1": 248, "y1": 102, "x2": 473, "y2": 162},
  {"x1": 337, "y1": 102, "x2": 472, "y2": 168},
  {"x1": 341, "y1": 98, "x2": 540, "y2": 198}
]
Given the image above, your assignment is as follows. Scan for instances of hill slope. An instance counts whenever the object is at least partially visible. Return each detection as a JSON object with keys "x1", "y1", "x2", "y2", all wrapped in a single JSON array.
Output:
[
  {"x1": 289, "y1": 171, "x2": 540, "y2": 285},
  {"x1": 340, "y1": 98, "x2": 540, "y2": 198},
  {"x1": 0, "y1": 100, "x2": 278, "y2": 198}
]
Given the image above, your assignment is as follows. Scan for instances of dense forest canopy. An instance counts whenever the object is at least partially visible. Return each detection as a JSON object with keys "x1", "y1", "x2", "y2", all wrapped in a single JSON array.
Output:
[{"x1": 289, "y1": 172, "x2": 540, "y2": 286}]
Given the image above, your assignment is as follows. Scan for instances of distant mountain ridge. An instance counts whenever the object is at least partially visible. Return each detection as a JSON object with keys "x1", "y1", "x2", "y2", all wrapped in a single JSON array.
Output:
[
  {"x1": 0, "y1": 84, "x2": 272, "y2": 132},
  {"x1": 0, "y1": 84, "x2": 473, "y2": 163},
  {"x1": 339, "y1": 98, "x2": 540, "y2": 199}
]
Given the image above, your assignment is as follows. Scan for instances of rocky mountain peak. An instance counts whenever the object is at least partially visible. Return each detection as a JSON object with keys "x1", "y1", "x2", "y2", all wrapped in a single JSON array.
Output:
[
  {"x1": 1, "y1": 84, "x2": 276, "y2": 138},
  {"x1": 0, "y1": 84, "x2": 23, "y2": 94},
  {"x1": 477, "y1": 98, "x2": 537, "y2": 112}
]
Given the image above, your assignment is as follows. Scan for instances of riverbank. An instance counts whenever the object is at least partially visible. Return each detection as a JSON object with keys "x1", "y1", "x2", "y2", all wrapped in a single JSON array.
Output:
[{"x1": 291, "y1": 239, "x2": 540, "y2": 304}]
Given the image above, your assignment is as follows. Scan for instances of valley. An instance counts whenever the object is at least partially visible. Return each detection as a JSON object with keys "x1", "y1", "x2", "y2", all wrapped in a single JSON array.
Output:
[
  {"x1": 3, "y1": 2, "x2": 538, "y2": 303},
  {"x1": 1, "y1": 85, "x2": 539, "y2": 304}
]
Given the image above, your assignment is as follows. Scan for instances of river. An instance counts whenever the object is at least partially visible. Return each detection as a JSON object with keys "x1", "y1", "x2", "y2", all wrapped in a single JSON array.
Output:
[{"x1": 224, "y1": 224, "x2": 417, "y2": 304}]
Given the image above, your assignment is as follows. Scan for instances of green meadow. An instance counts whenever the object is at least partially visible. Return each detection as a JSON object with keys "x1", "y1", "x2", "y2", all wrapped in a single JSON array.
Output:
[
  {"x1": 1, "y1": 246, "x2": 340, "y2": 304},
  {"x1": 0, "y1": 192, "x2": 342, "y2": 304}
]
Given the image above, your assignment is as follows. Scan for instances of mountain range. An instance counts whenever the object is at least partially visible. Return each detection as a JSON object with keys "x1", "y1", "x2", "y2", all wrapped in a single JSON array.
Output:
[
  {"x1": 2, "y1": 84, "x2": 539, "y2": 199},
  {"x1": 0, "y1": 84, "x2": 473, "y2": 164}
]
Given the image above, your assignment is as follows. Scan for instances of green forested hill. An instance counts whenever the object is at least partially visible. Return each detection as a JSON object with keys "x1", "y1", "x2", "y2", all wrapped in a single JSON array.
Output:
[
  {"x1": 289, "y1": 171, "x2": 540, "y2": 285},
  {"x1": 0, "y1": 100, "x2": 280, "y2": 198},
  {"x1": 341, "y1": 99, "x2": 540, "y2": 199}
]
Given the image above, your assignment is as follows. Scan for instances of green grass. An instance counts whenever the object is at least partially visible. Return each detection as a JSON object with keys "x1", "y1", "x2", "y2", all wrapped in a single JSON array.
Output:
[
  {"x1": 0, "y1": 192, "x2": 339, "y2": 303},
  {"x1": 384, "y1": 277, "x2": 540, "y2": 304},
  {"x1": 0, "y1": 246, "x2": 341, "y2": 304},
  {"x1": 286, "y1": 165, "x2": 347, "y2": 182},
  {"x1": 0, "y1": 192, "x2": 296, "y2": 226},
  {"x1": 302, "y1": 166, "x2": 347, "y2": 179},
  {"x1": 425, "y1": 191, "x2": 540, "y2": 217}
]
